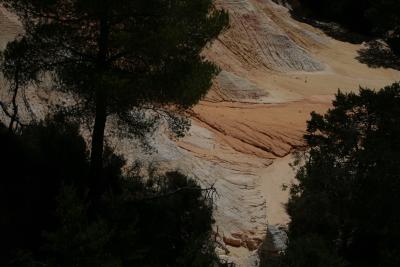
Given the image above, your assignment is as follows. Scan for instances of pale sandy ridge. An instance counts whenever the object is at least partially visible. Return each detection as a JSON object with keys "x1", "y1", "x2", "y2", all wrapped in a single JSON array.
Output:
[{"x1": 180, "y1": 0, "x2": 399, "y2": 265}]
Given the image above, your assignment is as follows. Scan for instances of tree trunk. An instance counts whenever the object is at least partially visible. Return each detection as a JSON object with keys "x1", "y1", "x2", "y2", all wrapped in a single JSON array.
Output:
[
  {"x1": 89, "y1": 15, "x2": 109, "y2": 195},
  {"x1": 8, "y1": 68, "x2": 20, "y2": 132},
  {"x1": 89, "y1": 90, "x2": 107, "y2": 188}
]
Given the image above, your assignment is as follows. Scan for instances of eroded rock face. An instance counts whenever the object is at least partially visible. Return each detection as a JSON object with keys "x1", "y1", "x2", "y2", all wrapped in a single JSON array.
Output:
[
  {"x1": 0, "y1": 7, "x2": 21, "y2": 49},
  {"x1": 171, "y1": 1, "x2": 399, "y2": 264},
  {"x1": 1, "y1": 1, "x2": 400, "y2": 266},
  {"x1": 210, "y1": 0, "x2": 325, "y2": 73}
]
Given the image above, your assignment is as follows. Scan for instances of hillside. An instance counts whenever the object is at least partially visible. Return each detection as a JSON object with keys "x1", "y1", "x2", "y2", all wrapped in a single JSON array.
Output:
[{"x1": 1, "y1": 1, "x2": 399, "y2": 266}]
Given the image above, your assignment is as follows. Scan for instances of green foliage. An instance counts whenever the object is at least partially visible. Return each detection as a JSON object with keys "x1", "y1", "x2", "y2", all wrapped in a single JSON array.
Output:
[
  {"x1": 40, "y1": 172, "x2": 221, "y2": 267},
  {"x1": 0, "y1": 37, "x2": 40, "y2": 132},
  {"x1": 0, "y1": 37, "x2": 38, "y2": 86},
  {"x1": 265, "y1": 236, "x2": 347, "y2": 267},
  {"x1": 269, "y1": 83, "x2": 400, "y2": 267},
  {"x1": 0, "y1": 3, "x2": 229, "y2": 264},
  {"x1": 100, "y1": 171, "x2": 220, "y2": 267},
  {"x1": 366, "y1": 0, "x2": 400, "y2": 34},
  {"x1": 0, "y1": 116, "x2": 90, "y2": 266},
  {"x1": 0, "y1": 0, "x2": 229, "y2": 178},
  {"x1": 294, "y1": 0, "x2": 372, "y2": 34},
  {"x1": 43, "y1": 186, "x2": 116, "y2": 267},
  {"x1": 295, "y1": 0, "x2": 400, "y2": 53},
  {"x1": 0, "y1": 0, "x2": 229, "y2": 107},
  {"x1": 0, "y1": 118, "x2": 223, "y2": 267},
  {"x1": 366, "y1": 0, "x2": 400, "y2": 55}
]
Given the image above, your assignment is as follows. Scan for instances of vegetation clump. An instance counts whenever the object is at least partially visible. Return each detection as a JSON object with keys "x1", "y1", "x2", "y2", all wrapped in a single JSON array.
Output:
[
  {"x1": 0, "y1": 0, "x2": 229, "y2": 193},
  {"x1": 262, "y1": 83, "x2": 400, "y2": 267},
  {"x1": 294, "y1": 0, "x2": 400, "y2": 54},
  {"x1": 0, "y1": 117, "x2": 226, "y2": 267}
]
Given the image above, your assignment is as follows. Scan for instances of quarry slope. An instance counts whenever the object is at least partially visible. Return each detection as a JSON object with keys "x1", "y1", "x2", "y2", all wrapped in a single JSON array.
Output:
[
  {"x1": 180, "y1": 0, "x2": 399, "y2": 264},
  {"x1": 1, "y1": 1, "x2": 400, "y2": 266}
]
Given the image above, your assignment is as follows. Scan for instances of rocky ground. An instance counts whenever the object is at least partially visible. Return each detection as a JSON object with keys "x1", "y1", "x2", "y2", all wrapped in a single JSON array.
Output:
[{"x1": 1, "y1": 1, "x2": 399, "y2": 266}]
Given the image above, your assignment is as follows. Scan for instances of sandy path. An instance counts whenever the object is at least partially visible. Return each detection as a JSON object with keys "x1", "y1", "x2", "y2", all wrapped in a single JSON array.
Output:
[{"x1": 258, "y1": 154, "x2": 295, "y2": 226}]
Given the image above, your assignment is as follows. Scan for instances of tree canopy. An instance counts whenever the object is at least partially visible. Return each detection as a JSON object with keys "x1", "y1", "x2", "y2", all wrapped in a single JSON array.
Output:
[
  {"x1": 0, "y1": 0, "x2": 229, "y2": 189},
  {"x1": 0, "y1": 37, "x2": 38, "y2": 132},
  {"x1": 0, "y1": 117, "x2": 225, "y2": 267},
  {"x1": 265, "y1": 83, "x2": 400, "y2": 266},
  {"x1": 294, "y1": 0, "x2": 400, "y2": 53},
  {"x1": 0, "y1": 3, "x2": 230, "y2": 265}
]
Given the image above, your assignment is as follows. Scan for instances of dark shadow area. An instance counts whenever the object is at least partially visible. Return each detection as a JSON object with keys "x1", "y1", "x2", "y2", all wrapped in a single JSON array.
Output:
[
  {"x1": 302, "y1": 20, "x2": 369, "y2": 44},
  {"x1": 0, "y1": 117, "x2": 228, "y2": 267},
  {"x1": 288, "y1": 12, "x2": 370, "y2": 44},
  {"x1": 356, "y1": 40, "x2": 400, "y2": 70},
  {"x1": 276, "y1": 1, "x2": 400, "y2": 70},
  {"x1": 258, "y1": 225, "x2": 288, "y2": 267},
  {"x1": 271, "y1": 0, "x2": 371, "y2": 44}
]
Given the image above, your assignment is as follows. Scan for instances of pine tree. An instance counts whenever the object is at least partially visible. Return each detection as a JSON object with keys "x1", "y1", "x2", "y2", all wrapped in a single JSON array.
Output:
[
  {"x1": 0, "y1": 37, "x2": 38, "y2": 132},
  {"x1": 269, "y1": 83, "x2": 400, "y2": 267},
  {"x1": 0, "y1": 0, "x2": 229, "y2": 194}
]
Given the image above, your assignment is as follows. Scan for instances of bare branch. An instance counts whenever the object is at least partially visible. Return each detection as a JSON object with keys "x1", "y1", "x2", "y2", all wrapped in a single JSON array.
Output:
[{"x1": 131, "y1": 184, "x2": 218, "y2": 203}]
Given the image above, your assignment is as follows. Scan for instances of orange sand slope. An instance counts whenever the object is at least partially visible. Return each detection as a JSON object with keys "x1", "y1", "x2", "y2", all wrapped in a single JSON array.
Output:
[{"x1": 178, "y1": 0, "x2": 399, "y2": 264}]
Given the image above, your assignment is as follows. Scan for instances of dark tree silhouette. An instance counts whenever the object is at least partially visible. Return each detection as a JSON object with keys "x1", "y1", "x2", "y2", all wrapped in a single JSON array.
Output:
[
  {"x1": 0, "y1": 37, "x2": 37, "y2": 132},
  {"x1": 293, "y1": 0, "x2": 400, "y2": 56},
  {"x1": 263, "y1": 83, "x2": 400, "y2": 267},
  {"x1": 0, "y1": 117, "x2": 226, "y2": 267},
  {"x1": 356, "y1": 40, "x2": 400, "y2": 71},
  {"x1": 0, "y1": 0, "x2": 229, "y2": 194}
]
